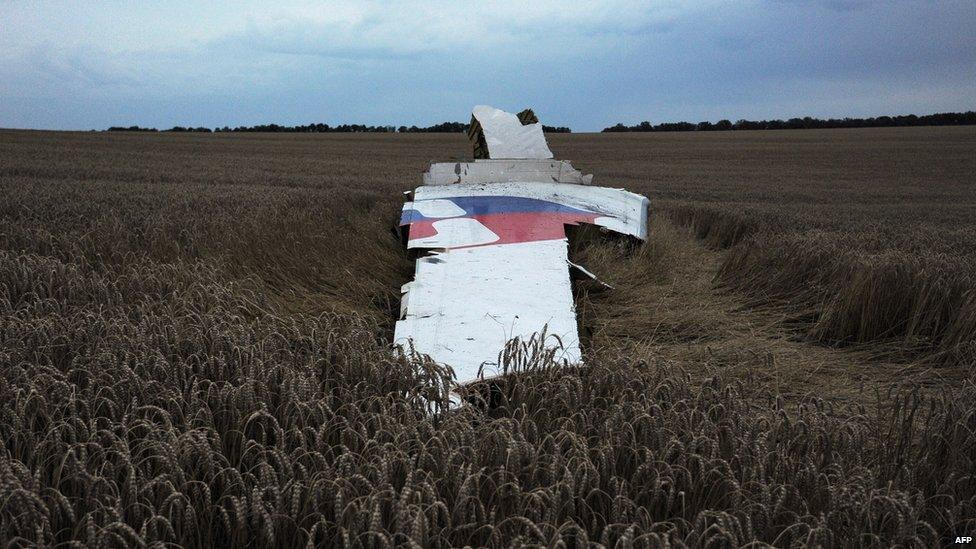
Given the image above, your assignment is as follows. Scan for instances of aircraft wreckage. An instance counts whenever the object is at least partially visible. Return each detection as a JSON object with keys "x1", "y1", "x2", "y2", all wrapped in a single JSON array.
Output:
[{"x1": 396, "y1": 106, "x2": 649, "y2": 386}]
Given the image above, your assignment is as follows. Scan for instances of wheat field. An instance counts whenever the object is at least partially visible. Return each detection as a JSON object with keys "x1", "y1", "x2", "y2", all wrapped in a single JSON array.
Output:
[{"x1": 1, "y1": 127, "x2": 974, "y2": 547}]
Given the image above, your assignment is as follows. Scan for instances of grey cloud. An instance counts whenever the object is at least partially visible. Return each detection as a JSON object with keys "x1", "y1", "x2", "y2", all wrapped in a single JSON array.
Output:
[{"x1": 0, "y1": 1, "x2": 973, "y2": 131}]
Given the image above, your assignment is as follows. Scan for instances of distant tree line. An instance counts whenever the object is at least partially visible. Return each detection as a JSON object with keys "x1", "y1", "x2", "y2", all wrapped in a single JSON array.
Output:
[
  {"x1": 107, "y1": 125, "x2": 214, "y2": 133},
  {"x1": 107, "y1": 122, "x2": 573, "y2": 133},
  {"x1": 398, "y1": 122, "x2": 468, "y2": 133},
  {"x1": 214, "y1": 123, "x2": 396, "y2": 133},
  {"x1": 107, "y1": 126, "x2": 159, "y2": 132},
  {"x1": 602, "y1": 111, "x2": 976, "y2": 132}
]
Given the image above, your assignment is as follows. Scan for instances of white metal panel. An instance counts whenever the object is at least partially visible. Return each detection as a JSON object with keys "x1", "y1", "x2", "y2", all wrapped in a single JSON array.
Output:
[
  {"x1": 395, "y1": 106, "x2": 649, "y2": 391},
  {"x1": 394, "y1": 239, "x2": 581, "y2": 383},
  {"x1": 423, "y1": 159, "x2": 592, "y2": 186},
  {"x1": 396, "y1": 181, "x2": 649, "y2": 385},
  {"x1": 412, "y1": 182, "x2": 650, "y2": 241},
  {"x1": 471, "y1": 105, "x2": 553, "y2": 160},
  {"x1": 410, "y1": 199, "x2": 466, "y2": 218},
  {"x1": 408, "y1": 218, "x2": 500, "y2": 249}
]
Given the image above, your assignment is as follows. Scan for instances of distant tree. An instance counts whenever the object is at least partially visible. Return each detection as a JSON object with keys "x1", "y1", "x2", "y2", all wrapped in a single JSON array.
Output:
[
  {"x1": 107, "y1": 125, "x2": 157, "y2": 132},
  {"x1": 715, "y1": 119, "x2": 733, "y2": 131},
  {"x1": 105, "y1": 110, "x2": 976, "y2": 135},
  {"x1": 656, "y1": 122, "x2": 695, "y2": 131},
  {"x1": 602, "y1": 123, "x2": 630, "y2": 133},
  {"x1": 733, "y1": 119, "x2": 760, "y2": 131},
  {"x1": 601, "y1": 111, "x2": 976, "y2": 132},
  {"x1": 397, "y1": 122, "x2": 470, "y2": 133}
]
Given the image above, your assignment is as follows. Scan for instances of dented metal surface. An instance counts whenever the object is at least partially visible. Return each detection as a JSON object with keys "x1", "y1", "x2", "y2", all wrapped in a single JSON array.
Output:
[
  {"x1": 469, "y1": 105, "x2": 553, "y2": 159},
  {"x1": 423, "y1": 159, "x2": 593, "y2": 186},
  {"x1": 395, "y1": 106, "x2": 649, "y2": 385}
]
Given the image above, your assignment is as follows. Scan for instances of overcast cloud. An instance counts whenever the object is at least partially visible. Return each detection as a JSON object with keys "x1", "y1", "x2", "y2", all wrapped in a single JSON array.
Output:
[{"x1": 1, "y1": 0, "x2": 973, "y2": 131}]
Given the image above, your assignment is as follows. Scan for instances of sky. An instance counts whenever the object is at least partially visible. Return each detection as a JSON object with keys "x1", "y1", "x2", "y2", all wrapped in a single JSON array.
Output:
[{"x1": 1, "y1": 1, "x2": 974, "y2": 131}]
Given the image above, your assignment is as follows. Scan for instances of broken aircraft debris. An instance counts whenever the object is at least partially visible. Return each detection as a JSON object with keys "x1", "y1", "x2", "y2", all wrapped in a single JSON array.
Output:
[{"x1": 396, "y1": 105, "x2": 649, "y2": 386}]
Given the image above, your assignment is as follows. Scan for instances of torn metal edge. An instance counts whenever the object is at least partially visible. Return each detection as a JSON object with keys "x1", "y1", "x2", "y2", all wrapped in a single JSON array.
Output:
[
  {"x1": 468, "y1": 105, "x2": 554, "y2": 160},
  {"x1": 423, "y1": 159, "x2": 593, "y2": 186}
]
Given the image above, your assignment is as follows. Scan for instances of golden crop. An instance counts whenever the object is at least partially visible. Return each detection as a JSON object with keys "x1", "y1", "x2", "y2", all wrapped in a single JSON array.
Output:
[{"x1": 0, "y1": 128, "x2": 973, "y2": 547}]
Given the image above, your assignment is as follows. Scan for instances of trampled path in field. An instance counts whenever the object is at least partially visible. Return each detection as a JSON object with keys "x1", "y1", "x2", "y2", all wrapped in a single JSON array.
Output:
[{"x1": 578, "y1": 214, "x2": 964, "y2": 407}]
